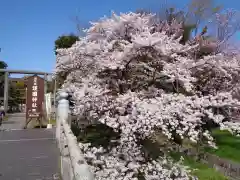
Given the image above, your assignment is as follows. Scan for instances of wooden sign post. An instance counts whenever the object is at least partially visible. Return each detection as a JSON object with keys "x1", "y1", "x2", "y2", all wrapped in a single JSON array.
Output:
[{"x1": 25, "y1": 75, "x2": 44, "y2": 128}]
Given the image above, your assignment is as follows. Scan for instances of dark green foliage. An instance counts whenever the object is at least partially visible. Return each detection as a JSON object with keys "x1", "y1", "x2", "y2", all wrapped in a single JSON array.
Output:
[
  {"x1": 180, "y1": 24, "x2": 197, "y2": 44},
  {"x1": 46, "y1": 80, "x2": 55, "y2": 93},
  {"x1": 54, "y1": 34, "x2": 79, "y2": 55},
  {"x1": 0, "y1": 61, "x2": 7, "y2": 75},
  {"x1": 71, "y1": 122, "x2": 82, "y2": 137},
  {"x1": 135, "y1": 172, "x2": 145, "y2": 180},
  {"x1": 140, "y1": 138, "x2": 165, "y2": 160},
  {"x1": 76, "y1": 123, "x2": 121, "y2": 149},
  {"x1": 0, "y1": 61, "x2": 7, "y2": 97},
  {"x1": 54, "y1": 34, "x2": 79, "y2": 87},
  {"x1": 162, "y1": 7, "x2": 197, "y2": 44},
  {"x1": 8, "y1": 84, "x2": 21, "y2": 107}
]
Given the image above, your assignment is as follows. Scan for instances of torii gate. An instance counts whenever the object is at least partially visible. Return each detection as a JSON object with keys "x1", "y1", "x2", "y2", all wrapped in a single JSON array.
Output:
[{"x1": 0, "y1": 69, "x2": 56, "y2": 112}]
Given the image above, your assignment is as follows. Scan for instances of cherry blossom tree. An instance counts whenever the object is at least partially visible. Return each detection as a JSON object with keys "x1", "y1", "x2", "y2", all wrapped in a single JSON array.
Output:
[
  {"x1": 214, "y1": 9, "x2": 240, "y2": 54},
  {"x1": 55, "y1": 12, "x2": 240, "y2": 179}
]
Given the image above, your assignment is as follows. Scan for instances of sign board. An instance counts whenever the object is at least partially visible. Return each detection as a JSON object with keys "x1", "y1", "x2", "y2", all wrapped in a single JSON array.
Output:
[
  {"x1": 45, "y1": 93, "x2": 52, "y2": 121},
  {"x1": 26, "y1": 75, "x2": 44, "y2": 119}
]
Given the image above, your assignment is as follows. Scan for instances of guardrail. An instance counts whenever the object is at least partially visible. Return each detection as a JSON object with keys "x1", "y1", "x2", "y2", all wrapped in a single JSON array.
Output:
[{"x1": 56, "y1": 92, "x2": 94, "y2": 180}]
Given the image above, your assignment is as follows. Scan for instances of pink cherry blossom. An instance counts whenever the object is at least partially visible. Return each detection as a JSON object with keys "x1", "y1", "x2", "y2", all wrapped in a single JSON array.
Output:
[{"x1": 55, "y1": 12, "x2": 240, "y2": 179}]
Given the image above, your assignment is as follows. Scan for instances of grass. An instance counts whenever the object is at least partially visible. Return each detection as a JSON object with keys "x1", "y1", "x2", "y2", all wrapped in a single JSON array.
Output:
[
  {"x1": 141, "y1": 134, "x2": 227, "y2": 180},
  {"x1": 33, "y1": 119, "x2": 56, "y2": 128},
  {"x1": 170, "y1": 152, "x2": 228, "y2": 180},
  {"x1": 184, "y1": 156, "x2": 228, "y2": 180},
  {"x1": 175, "y1": 128, "x2": 240, "y2": 179},
  {"x1": 3, "y1": 115, "x2": 8, "y2": 121},
  {"x1": 49, "y1": 119, "x2": 56, "y2": 125},
  {"x1": 151, "y1": 132, "x2": 229, "y2": 180},
  {"x1": 205, "y1": 129, "x2": 240, "y2": 163}
]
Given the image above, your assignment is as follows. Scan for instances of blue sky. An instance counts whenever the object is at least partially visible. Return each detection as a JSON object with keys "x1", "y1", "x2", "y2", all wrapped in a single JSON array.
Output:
[{"x1": 0, "y1": 0, "x2": 240, "y2": 77}]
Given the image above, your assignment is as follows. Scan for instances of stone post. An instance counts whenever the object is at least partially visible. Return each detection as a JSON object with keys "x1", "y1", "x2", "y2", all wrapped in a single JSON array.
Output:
[{"x1": 56, "y1": 91, "x2": 69, "y2": 142}]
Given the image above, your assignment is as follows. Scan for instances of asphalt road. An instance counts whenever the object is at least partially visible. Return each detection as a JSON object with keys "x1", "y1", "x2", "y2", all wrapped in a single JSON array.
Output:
[{"x1": 0, "y1": 128, "x2": 60, "y2": 180}]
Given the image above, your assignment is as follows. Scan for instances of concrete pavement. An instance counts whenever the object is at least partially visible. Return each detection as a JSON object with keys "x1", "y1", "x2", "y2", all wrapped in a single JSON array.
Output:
[
  {"x1": 0, "y1": 114, "x2": 60, "y2": 180},
  {"x1": 0, "y1": 113, "x2": 26, "y2": 130}
]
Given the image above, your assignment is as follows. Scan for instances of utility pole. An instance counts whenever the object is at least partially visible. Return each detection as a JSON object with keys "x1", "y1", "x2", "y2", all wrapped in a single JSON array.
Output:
[
  {"x1": 44, "y1": 73, "x2": 48, "y2": 95},
  {"x1": 3, "y1": 72, "x2": 9, "y2": 112},
  {"x1": 53, "y1": 77, "x2": 57, "y2": 120}
]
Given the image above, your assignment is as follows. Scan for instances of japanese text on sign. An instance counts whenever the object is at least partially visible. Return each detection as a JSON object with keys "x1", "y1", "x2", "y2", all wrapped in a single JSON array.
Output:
[
  {"x1": 31, "y1": 77, "x2": 38, "y2": 112},
  {"x1": 26, "y1": 75, "x2": 44, "y2": 119}
]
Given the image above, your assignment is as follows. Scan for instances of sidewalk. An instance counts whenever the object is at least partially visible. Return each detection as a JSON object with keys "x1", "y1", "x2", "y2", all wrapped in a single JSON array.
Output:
[
  {"x1": 0, "y1": 113, "x2": 26, "y2": 130},
  {"x1": 0, "y1": 128, "x2": 60, "y2": 180}
]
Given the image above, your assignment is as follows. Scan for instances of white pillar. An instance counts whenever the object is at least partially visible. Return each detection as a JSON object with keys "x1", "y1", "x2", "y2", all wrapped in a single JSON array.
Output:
[
  {"x1": 56, "y1": 91, "x2": 69, "y2": 142},
  {"x1": 3, "y1": 72, "x2": 9, "y2": 112}
]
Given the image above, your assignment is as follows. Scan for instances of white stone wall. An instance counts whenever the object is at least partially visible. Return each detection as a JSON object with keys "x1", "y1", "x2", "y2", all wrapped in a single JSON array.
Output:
[{"x1": 56, "y1": 92, "x2": 94, "y2": 180}]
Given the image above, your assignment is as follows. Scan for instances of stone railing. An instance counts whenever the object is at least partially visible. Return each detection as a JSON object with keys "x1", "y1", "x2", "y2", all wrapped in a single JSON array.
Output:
[
  {"x1": 183, "y1": 148, "x2": 240, "y2": 180},
  {"x1": 200, "y1": 152, "x2": 240, "y2": 180},
  {"x1": 56, "y1": 92, "x2": 94, "y2": 180}
]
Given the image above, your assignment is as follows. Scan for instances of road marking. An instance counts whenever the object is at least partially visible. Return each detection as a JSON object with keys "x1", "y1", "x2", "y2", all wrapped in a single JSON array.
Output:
[
  {"x1": 28, "y1": 172, "x2": 41, "y2": 176},
  {"x1": 0, "y1": 138, "x2": 55, "y2": 143},
  {"x1": 18, "y1": 155, "x2": 50, "y2": 160},
  {"x1": 32, "y1": 155, "x2": 50, "y2": 159},
  {"x1": 0, "y1": 128, "x2": 55, "y2": 131},
  {"x1": 2, "y1": 129, "x2": 24, "y2": 131}
]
